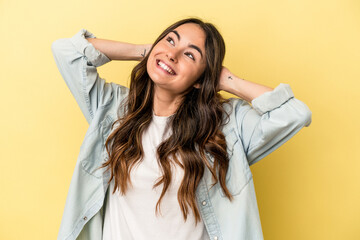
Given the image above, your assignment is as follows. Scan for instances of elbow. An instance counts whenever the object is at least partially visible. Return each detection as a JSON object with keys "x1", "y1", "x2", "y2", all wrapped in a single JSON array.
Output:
[
  {"x1": 303, "y1": 108, "x2": 312, "y2": 127},
  {"x1": 51, "y1": 39, "x2": 63, "y2": 57},
  {"x1": 51, "y1": 38, "x2": 70, "y2": 57},
  {"x1": 51, "y1": 39, "x2": 61, "y2": 53},
  {"x1": 296, "y1": 102, "x2": 312, "y2": 128},
  {"x1": 285, "y1": 97, "x2": 312, "y2": 128}
]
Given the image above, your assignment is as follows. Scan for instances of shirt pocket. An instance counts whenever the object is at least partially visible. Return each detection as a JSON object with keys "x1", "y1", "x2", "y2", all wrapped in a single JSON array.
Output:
[
  {"x1": 80, "y1": 114, "x2": 114, "y2": 178},
  {"x1": 218, "y1": 128, "x2": 253, "y2": 197}
]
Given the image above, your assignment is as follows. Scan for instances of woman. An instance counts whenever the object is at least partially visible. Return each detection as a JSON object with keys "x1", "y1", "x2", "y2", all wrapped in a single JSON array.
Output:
[{"x1": 51, "y1": 17, "x2": 312, "y2": 240}]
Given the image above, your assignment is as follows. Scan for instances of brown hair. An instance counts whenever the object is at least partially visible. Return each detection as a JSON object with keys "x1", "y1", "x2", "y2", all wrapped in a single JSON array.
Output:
[{"x1": 99, "y1": 17, "x2": 233, "y2": 225}]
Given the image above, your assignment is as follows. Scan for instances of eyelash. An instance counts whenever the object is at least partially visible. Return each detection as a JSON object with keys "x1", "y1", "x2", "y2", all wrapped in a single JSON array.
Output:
[{"x1": 166, "y1": 36, "x2": 195, "y2": 61}]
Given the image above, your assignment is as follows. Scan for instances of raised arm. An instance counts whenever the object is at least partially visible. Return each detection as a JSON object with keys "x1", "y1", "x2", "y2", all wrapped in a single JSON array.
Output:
[
  {"x1": 219, "y1": 66, "x2": 312, "y2": 166},
  {"x1": 218, "y1": 66, "x2": 274, "y2": 102},
  {"x1": 86, "y1": 38, "x2": 152, "y2": 61},
  {"x1": 51, "y1": 28, "x2": 152, "y2": 125}
]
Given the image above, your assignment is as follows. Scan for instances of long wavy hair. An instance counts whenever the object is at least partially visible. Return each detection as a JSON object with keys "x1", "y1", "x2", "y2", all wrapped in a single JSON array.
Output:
[{"x1": 99, "y1": 17, "x2": 233, "y2": 225}]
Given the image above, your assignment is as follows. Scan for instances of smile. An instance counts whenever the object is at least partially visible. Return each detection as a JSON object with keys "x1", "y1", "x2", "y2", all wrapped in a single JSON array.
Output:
[{"x1": 156, "y1": 60, "x2": 176, "y2": 75}]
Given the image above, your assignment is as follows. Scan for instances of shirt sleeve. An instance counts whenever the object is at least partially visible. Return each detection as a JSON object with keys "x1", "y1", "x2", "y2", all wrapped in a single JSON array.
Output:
[
  {"x1": 231, "y1": 83, "x2": 312, "y2": 166},
  {"x1": 51, "y1": 28, "x2": 121, "y2": 125}
]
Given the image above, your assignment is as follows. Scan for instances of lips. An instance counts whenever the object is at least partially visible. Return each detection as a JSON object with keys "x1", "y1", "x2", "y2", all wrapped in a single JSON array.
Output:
[{"x1": 156, "y1": 59, "x2": 176, "y2": 75}]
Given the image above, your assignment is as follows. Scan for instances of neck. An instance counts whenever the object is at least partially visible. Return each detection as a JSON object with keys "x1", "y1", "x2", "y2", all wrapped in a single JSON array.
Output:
[{"x1": 153, "y1": 85, "x2": 182, "y2": 117}]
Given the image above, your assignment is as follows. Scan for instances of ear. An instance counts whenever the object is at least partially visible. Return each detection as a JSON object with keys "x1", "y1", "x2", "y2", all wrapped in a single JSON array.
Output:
[{"x1": 193, "y1": 83, "x2": 201, "y2": 89}]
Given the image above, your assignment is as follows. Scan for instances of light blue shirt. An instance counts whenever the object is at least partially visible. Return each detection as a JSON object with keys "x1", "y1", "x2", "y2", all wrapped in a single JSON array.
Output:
[{"x1": 51, "y1": 29, "x2": 312, "y2": 240}]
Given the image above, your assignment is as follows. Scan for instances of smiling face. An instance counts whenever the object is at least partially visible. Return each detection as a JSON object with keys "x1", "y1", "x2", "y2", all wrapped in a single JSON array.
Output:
[{"x1": 147, "y1": 23, "x2": 207, "y2": 97}]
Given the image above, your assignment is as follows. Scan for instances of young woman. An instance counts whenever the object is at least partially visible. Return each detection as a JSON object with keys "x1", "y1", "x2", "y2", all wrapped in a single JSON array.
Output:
[{"x1": 52, "y1": 17, "x2": 312, "y2": 240}]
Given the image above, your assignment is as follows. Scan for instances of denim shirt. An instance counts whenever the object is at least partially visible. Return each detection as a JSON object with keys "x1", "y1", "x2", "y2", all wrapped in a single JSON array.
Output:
[{"x1": 51, "y1": 29, "x2": 312, "y2": 240}]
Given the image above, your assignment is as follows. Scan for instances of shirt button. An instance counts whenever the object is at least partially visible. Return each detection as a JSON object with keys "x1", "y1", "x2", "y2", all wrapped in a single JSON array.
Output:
[
  {"x1": 83, "y1": 216, "x2": 87, "y2": 221},
  {"x1": 213, "y1": 236, "x2": 218, "y2": 240},
  {"x1": 202, "y1": 201, "x2": 207, "y2": 206}
]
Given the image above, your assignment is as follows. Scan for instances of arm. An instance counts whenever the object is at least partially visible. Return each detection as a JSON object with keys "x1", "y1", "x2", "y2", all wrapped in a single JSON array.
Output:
[
  {"x1": 51, "y1": 28, "x2": 150, "y2": 124},
  {"x1": 219, "y1": 66, "x2": 312, "y2": 166},
  {"x1": 86, "y1": 38, "x2": 152, "y2": 61},
  {"x1": 218, "y1": 66, "x2": 274, "y2": 102}
]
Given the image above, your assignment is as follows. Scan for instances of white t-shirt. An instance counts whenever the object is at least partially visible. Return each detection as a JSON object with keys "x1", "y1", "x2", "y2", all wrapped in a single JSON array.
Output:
[{"x1": 102, "y1": 113, "x2": 210, "y2": 240}]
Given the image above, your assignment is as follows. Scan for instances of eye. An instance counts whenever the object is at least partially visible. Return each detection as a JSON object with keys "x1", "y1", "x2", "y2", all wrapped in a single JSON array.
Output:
[
  {"x1": 166, "y1": 36, "x2": 195, "y2": 61},
  {"x1": 166, "y1": 36, "x2": 174, "y2": 45},
  {"x1": 185, "y1": 52, "x2": 195, "y2": 61}
]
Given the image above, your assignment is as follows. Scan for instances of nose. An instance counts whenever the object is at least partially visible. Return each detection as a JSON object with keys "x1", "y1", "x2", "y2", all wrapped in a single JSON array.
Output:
[{"x1": 166, "y1": 49, "x2": 178, "y2": 63}]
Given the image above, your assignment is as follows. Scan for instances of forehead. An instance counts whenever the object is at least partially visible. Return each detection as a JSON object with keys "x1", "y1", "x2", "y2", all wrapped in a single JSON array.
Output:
[{"x1": 171, "y1": 23, "x2": 206, "y2": 50}]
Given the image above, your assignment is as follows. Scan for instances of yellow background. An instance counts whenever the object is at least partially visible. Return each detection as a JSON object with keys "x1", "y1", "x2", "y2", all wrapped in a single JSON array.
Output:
[{"x1": 1, "y1": 0, "x2": 359, "y2": 239}]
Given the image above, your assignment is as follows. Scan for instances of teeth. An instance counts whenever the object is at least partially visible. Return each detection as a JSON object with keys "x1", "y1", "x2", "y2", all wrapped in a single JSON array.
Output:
[{"x1": 158, "y1": 61, "x2": 175, "y2": 75}]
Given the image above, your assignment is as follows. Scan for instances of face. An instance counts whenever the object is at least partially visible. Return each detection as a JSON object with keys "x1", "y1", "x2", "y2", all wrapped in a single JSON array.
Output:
[{"x1": 147, "y1": 23, "x2": 207, "y2": 96}]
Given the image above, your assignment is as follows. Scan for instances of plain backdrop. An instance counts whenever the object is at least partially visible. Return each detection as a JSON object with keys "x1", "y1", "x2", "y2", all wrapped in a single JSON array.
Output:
[{"x1": 0, "y1": 0, "x2": 359, "y2": 239}]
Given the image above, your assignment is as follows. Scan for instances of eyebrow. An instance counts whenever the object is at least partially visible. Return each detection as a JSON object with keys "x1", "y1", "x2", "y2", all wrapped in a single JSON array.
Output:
[{"x1": 170, "y1": 30, "x2": 203, "y2": 59}]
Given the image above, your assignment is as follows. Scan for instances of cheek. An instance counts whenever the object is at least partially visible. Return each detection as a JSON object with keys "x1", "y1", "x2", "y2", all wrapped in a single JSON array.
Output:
[
  {"x1": 146, "y1": 59, "x2": 151, "y2": 72},
  {"x1": 146, "y1": 54, "x2": 156, "y2": 73},
  {"x1": 181, "y1": 69, "x2": 203, "y2": 87},
  {"x1": 190, "y1": 64, "x2": 205, "y2": 81}
]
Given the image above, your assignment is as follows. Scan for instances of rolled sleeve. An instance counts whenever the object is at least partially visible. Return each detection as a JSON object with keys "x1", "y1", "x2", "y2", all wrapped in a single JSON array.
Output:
[
  {"x1": 231, "y1": 83, "x2": 312, "y2": 166},
  {"x1": 70, "y1": 29, "x2": 111, "y2": 67},
  {"x1": 51, "y1": 29, "x2": 118, "y2": 125},
  {"x1": 251, "y1": 83, "x2": 294, "y2": 115}
]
